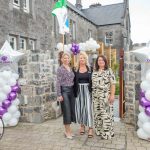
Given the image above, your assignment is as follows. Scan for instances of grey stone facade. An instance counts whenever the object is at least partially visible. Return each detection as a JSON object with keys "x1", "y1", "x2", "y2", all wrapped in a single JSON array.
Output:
[
  {"x1": 124, "y1": 52, "x2": 141, "y2": 126},
  {"x1": 0, "y1": 0, "x2": 131, "y2": 123}
]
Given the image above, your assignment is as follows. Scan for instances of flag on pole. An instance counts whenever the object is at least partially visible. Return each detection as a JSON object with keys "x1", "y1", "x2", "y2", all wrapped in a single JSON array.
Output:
[{"x1": 52, "y1": 0, "x2": 69, "y2": 34}]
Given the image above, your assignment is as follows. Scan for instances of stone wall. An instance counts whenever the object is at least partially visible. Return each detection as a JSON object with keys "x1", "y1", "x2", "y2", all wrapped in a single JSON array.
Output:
[
  {"x1": 18, "y1": 49, "x2": 60, "y2": 123},
  {"x1": 124, "y1": 51, "x2": 141, "y2": 126}
]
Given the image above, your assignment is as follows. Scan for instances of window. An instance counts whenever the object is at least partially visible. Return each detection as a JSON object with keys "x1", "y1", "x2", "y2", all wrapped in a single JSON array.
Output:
[
  {"x1": 13, "y1": 0, "x2": 20, "y2": 8},
  {"x1": 88, "y1": 29, "x2": 92, "y2": 39},
  {"x1": 70, "y1": 19, "x2": 76, "y2": 41},
  {"x1": 29, "y1": 39, "x2": 35, "y2": 50},
  {"x1": 105, "y1": 31, "x2": 113, "y2": 45},
  {"x1": 20, "y1": 38, "x2": 27, "y2": 50},
  {"x1": 23, "y1": 0, "x2": 29, "y2": 13},
  {"x1": 9, "y1": 35, "x2": 17, "y2": 50}
]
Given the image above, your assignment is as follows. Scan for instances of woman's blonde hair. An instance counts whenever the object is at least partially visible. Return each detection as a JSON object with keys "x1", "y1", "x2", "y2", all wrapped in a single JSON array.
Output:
[
  {"x1": 59, "y1": 51, "x2": 71, "y2": 66},
  {"x1": 76, "y1": 51, "x2": 89, "y2": 70},
  {"x1": 62, "y1": 52, "x2": 71, "y2": 60}
]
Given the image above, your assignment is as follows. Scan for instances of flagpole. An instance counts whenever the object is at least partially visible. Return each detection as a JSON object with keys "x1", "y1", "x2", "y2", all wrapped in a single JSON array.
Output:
[{"x1": 62, "y1": 34, "x2": 64, "y2": 51}]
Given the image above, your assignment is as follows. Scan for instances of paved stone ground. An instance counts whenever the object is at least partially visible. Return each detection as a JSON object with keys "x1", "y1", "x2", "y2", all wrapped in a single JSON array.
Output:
[{"x1": 0, "y1": 116, "x2": 150, "y2": 150}]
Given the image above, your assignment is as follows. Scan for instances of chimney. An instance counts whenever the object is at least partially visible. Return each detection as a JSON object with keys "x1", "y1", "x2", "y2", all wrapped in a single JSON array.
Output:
[{"x1": 75, "y1": 0, "x2": 82, "y2": 10}]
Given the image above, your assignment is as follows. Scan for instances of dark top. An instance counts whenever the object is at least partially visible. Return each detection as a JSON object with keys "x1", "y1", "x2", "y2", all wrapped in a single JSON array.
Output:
[
  {"x1": 78, "y1": 71, "x2": 89, "y2": 83},
  {"x1": 56, "y1": 65, "x2": 75, "y2": 96},
  {"x1": 73, "y1": 66, "x2": 92, "y2": 97}
]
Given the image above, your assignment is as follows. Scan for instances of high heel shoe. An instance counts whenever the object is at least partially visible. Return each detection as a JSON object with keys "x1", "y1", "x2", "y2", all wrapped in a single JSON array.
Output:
[
  {"x1": 88, "y1": 128, "x2": 93, "y2": 138},
  {"x1": 80, "y1": 125, "x2": 85, "y2": 135},
  {"x1": 64, "y1": 132, "x2": 73, "y2": 139}
]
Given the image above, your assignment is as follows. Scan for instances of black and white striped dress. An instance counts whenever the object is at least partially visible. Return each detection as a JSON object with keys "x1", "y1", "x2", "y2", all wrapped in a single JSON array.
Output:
[{"x1": 75, "y1": 71, "x2": 93, "y2": 127}]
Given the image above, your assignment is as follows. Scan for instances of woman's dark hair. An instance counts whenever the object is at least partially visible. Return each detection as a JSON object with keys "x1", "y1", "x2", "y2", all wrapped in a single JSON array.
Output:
[
  {"x1": 58, "y1": 51, "x2": 64, "y2": 66},
  {"x1": 95, "y1": 55, "x2": 108, "y2": 71}
]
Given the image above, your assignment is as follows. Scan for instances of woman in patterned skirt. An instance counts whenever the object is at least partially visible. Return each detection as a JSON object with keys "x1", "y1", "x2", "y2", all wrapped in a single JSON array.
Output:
[
  {"x1": 74, "y1": 52, "x2": 93, "y2": 138},
  {"x1": 56, "y1": 52, "x2": 76, "y2": 139},
  {"x1": 92, "y1": 55, "x2": 116, "y2": 139}
]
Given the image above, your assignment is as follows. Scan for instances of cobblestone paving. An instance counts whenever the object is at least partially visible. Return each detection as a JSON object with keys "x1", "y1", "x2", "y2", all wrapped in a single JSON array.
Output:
[{"x1": 0, "y1": 117, "x2": 150, "y2": 150}]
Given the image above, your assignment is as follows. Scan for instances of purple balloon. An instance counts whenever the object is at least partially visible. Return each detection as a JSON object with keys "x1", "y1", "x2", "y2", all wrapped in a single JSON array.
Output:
[
  {"x1": 73, "y1": 51, "x2": 77, "y2": 55},
  {"x1": 71, "y1": 47, "x2": 75, "y2": 52},
  {"x1": 139, "y1": 97, "x2": 150, "y2": 107},
  {"x1": 8, "y1": 92, "x2": 17, "y2": 101},
  {"x1": 75, "y1": 45, "x2": 79, "y2": 50},
  {"x1": 2, "y1": 100, "x2": 11, "y2": 109},
  {"x1": 72, "y1": 43, "x2": 76, "y2": 47},
  {"x1": 145, "y1": 107, "x2": 150, "y2": 117},
  {"x1": 0, "y1": 106, "x2": 7, "y2": 116},
  {"x1": 140, "y1": 89, "x2": 145, "y2": 97},
  {"x1": 11, "y1": 85, "x2": 21, "y2": 93}
]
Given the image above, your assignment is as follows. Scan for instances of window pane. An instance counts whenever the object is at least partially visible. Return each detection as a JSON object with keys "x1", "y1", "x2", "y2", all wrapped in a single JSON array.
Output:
[
  {"x1": 20, "y1": 38, "x2": 26, "y2": 50},
  {"x1": 105, "y1": 31, "x2": 113, "y2": 45},
  {"x1": 29, "y1": 40, "x2": 35, "y2": 50},
  {"x1": 9, "y1": 36, "x2": 17, "y2": 50},
  {"x1": 23, "y1": 0, "x2": 29, "y2": 13},
  {"x1": 14, "y1": 0, "x2": 19, "y2": 4}
]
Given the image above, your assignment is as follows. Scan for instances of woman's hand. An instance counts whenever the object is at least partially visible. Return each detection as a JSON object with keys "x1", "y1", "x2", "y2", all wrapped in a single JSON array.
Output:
[
  {"x1": 57, "y1": 96, "x2": 63, "y2": 102},
  {"x1": 108, "y1": 95, "x2": 115, "y2": 105}
]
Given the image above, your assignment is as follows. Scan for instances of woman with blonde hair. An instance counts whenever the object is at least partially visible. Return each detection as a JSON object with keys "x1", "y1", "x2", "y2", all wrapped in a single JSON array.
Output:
[
  {"x1": 56, "y1": 52, "x2": 76, "y2": 139},
  {"x1": 73, "y1": 51, "x2": 93, "y2": 138}
]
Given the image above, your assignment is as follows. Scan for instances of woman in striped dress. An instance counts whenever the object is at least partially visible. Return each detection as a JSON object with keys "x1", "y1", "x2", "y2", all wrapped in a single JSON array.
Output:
[
  {"x1": 74, "y1": 52, "x2": 93, "y2": 138},
  {"x1": 92, "y1": 55, "x2": 116, "y2": 139}
]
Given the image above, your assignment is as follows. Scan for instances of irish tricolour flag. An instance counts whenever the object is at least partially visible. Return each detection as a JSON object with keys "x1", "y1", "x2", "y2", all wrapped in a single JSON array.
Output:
[{"x1": 52, "y1": 0, "x2": 69, "y2": 35}]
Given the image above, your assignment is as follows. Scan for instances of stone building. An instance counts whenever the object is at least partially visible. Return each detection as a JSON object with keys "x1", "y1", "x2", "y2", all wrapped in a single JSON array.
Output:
[{"x1": 0, "y1": 0, "x2": 131, "y2": 123}]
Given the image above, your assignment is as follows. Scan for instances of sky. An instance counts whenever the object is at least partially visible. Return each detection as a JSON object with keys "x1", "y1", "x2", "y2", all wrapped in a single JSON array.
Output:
[{"x1": 67, "y1": 0, "x2": 150, "y2": 44}]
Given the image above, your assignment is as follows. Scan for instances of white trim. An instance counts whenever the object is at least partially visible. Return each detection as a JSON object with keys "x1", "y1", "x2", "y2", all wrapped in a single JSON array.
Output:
[
  {"x1": 29, "y1": 39, "x2": 35, "y2": 50},
  {"x1": 20, "y1": 38, "x2": 27, "y2": 50},
  {"x1": 23, "y1": 0, "x2": 30, "y2": 13},
  {"x1": 13, "y1": 0, "x2": 20, "y2": 9}
]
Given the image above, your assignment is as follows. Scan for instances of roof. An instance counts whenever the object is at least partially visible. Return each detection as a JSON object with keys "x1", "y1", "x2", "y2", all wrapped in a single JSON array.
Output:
[
  {"x1": 67, "y1": 2, "x2": 125, "y2": 26},
  {"x1": 67, "y1": 2, "x2": 94, "y2": 24}
]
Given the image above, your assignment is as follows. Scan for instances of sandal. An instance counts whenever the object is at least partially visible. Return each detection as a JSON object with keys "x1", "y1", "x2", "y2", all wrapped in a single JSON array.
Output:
[
  {"x1": 80, "y1": 125, "x2": 85, "y2": 135},
  {"x1": 88, "y1": 128, "x2": 93, "y2": 138}
]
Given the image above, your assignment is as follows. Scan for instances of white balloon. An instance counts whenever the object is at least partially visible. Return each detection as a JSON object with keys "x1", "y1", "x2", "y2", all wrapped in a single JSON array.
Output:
[
  {"x1": 0, "y1": 93, "x2": 7, "y2": 102},
  {"x1": 0, "y1": 78, "x2": 6, "y2": 86},
  {"x1": 137, "y1": 120, "x2": 143, "y2": 128},
  {"x1": 140, "y1": 80, "x2": 150, "y2": 91},
  {"x1": 12, "y1": 73, "x2": 19, "y2": 80},
  {"x1": 8, "y1": 105, "x2": 17, "y2": 114},
  {"x1": 1, "y1": 85, "x2": 11, "y2": 94},
  {"x1": 13, "y1": 111, "x2": 21, "y2": 118},
  {"x1": 2, "y1": 112, "x2": 12, "y2": 122},
  {"x1": 56, "y1": 43, "x2": 63, "y2": 51},
  {"x1": 146, "y1": 71, "x2": 150, "y2": 82},
  {"x1": 145, "y1": 90, "x2": 150, "y2": 101},
  {"x1": 138, "y1": 112, "x2": 150, "y2": 123},
  {"x1": 68, "y1": 44, "x2": 72, "y2": 49},
  {"x1": 1, "y1": 71, "x2": 12, "y2": 80},
  {"x1": 143, "y1": 122, "x2": 150, "y2": 135},
  {"x1": 0, "y1": 120, "x2": 3, "y2": 127},
  {"x1": 12, "y1": 98, "x2": 20, "y2": 106},
  {"x1": 139, "y1": 105, "x2": 145, "y2": 112},
  {"x1": 7, "y1": 78, "x2": 16, "y2": 86},
  {"x1": 137, "y1": 128, "x2": 150, "y2": 140},
  {"x1": 9, "y1": 118, "x2": 18, "y2": 126}
]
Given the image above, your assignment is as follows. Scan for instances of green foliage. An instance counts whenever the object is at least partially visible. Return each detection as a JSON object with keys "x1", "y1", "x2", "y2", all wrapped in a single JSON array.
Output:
[{"x1": 115, "y1": 81, "x2": 120, "y2": 95}]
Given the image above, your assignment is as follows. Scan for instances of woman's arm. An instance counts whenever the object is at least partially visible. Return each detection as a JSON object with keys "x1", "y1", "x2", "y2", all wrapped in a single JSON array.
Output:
[
  {"x1": 56, "y1": 67, "x2": 63, "y2": 101},
  {"x1": 109, "y1": 84, "x2": 116, "y2": 104}
]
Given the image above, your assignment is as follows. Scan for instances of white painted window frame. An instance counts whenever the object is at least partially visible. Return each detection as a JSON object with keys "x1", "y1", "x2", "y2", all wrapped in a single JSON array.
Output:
[{"x1": 9, "y1": 35, "x2": 17, "y2": 50}]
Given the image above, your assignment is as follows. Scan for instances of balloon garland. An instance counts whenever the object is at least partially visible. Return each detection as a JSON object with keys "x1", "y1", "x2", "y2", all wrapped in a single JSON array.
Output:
[{"x1": 0, "y1": 41, "x2": 24, "y2": 127}]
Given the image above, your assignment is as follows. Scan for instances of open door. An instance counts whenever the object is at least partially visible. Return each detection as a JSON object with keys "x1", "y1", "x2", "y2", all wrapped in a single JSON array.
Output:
[{"x1": 119, "y1": 49, "x2": 125, "y2": 118}]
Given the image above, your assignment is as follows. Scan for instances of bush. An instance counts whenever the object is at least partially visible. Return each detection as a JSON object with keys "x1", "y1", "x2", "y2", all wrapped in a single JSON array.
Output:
[{"x1": 115, "y1": 81, "x2": 120, "y2": 95}]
